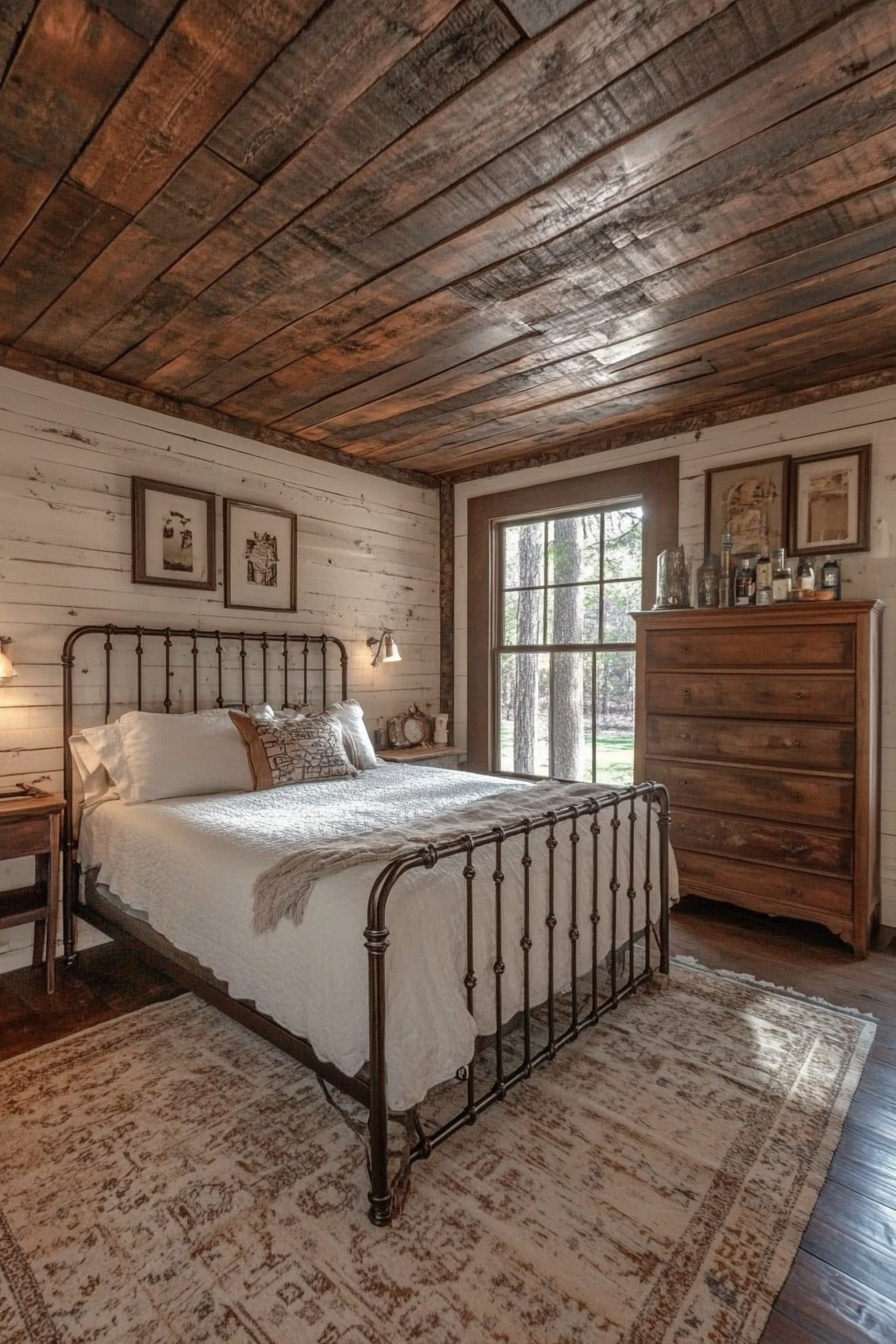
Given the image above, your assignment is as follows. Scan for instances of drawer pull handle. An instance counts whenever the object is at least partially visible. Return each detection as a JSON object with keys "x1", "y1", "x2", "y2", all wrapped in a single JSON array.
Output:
[
  {"x1": 789, "y1": 887, "x2": 805, "y2": 900},
  {"x1": 792, "y1": 690, "x2": 807, "y2": 701},
  {"x1": 681, "y1": 687, "x2": 693, "y2": 699},
  {"x1": 678, "y1": 732, "x2": 691, "y2": 741},
  {"x1": 680, "y1": 644, "x2": 691, "y2": 655},
  {"x1": 678, "y1": 778, "x2": 690, "y2": 788},
  {"x1": 783, "y1": 843, "x2": 809, "y2": 857},
  {"x1": 781, "y1": 738, "x2": 803, "y2": 749}
]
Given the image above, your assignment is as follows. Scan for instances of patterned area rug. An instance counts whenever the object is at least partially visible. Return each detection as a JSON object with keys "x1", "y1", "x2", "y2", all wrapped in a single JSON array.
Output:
[{"x1": 0, "y1": 965, "x2": 874, "y2": 1343}]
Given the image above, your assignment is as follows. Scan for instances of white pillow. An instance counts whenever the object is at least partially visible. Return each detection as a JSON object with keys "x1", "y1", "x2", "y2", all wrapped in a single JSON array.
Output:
[
  {"x1": 327, "y1": 699, "x2": 378, "y2": 771},
  {"x1": 247, "y1": 703, "x2": 305, "y2": 721},
  {"x1": 70, "y1": 723, "x2": 124, "y2": 810},
  {"x1": 85, "y1": 710, "x2": 254, "y2": 803}
]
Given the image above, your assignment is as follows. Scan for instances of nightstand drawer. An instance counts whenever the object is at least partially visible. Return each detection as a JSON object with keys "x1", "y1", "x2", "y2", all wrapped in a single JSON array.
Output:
[{"x1": 0, "y1": 814, "x2": 53, "y2": 861}]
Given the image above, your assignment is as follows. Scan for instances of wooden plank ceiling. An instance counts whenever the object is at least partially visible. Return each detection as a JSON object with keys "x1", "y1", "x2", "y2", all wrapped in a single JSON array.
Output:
[{"x1": 1, "y1": 0, "x2": 895, "y2": 484}]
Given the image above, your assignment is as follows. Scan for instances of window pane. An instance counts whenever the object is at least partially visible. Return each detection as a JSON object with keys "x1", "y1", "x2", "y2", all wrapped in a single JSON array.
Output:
[
  {"x1": 546, "y1": 584, "x2": 584, "y2": 643},
  {"x1": 499, "y1": 652, "x2": 550, "y2": 775},
  {"x1": 551, "y1": 651, "x2": 585, "y2": 780},
  {"x1": 503, "y1": 589, "x2": 520, "y2": 644},
  {"x1": 578, "y1": 512, "x2": 603, "y2": 583},
  {"x1": 604, "y1": 506, "x2": 642, "y2": 579},
  {"x1": 582, "y1": 584, "x2": 601, "y2": 641},
  {"x1": 592, "y1": 651, "x2": 636, "y2": 786},
  {"x1": 602, "y1": 579, "x2": 641, "y2": 643},
  {"x1": 546, "y1": 514, "x2": 582, "y2": 587},
  {"x1": 504, "y1": 521, "x2": 542, "y2": 592}
]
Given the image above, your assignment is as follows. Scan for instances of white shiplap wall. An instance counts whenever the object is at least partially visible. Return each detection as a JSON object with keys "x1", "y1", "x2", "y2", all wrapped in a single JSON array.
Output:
[
  {"x1": 0, "y1": 365, "x2": 440, "y2": 966},
  {"x1": 455, "y1": 382, "x2": 896, "y2": 925}
]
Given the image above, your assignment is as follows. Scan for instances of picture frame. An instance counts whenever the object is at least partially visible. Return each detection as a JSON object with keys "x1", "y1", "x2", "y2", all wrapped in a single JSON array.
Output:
[
  {"x1": 788, "y1": 445, "x2": 871, "y2": 556},
  {"x1": 132, "y1": 477, "x2": 216, "y2": 590},
  {"x1": 224, "y1": 498, "x2": 297, "y2": 611},
  {"x1": 703, "y1": 455, "x2": 790, "y2": 558}
]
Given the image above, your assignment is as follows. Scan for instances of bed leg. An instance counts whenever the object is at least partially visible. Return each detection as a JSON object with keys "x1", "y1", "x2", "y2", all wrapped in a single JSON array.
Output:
[
  {"x1": 656, "y1": 785, "x2": 671, "y2": 976},
  {"x1": 365, "y1": 918, "x2": 392, "y2": 1227}
]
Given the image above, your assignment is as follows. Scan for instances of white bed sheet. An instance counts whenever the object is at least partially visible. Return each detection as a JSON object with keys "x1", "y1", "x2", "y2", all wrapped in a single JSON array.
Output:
[{"x1": 79, "y1": 765, "x2": 675, "y2": 1110}]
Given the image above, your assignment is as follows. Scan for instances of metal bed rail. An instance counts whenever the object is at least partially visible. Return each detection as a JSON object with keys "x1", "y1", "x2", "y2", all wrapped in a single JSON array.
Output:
[{"x1": 364, "y1": 780, "x2": 671, "y2": 1226}]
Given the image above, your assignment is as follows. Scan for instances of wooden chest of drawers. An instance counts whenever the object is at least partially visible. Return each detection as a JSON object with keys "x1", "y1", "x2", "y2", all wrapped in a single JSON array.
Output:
[{"x1": 633, "y1": 602, "x2": 883, "y2": 956}]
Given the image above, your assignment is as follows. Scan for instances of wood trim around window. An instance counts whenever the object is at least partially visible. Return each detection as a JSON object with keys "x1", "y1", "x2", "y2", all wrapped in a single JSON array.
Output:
[{"x1": 466, "y1": 456, "x2": 680, "y2": 773}]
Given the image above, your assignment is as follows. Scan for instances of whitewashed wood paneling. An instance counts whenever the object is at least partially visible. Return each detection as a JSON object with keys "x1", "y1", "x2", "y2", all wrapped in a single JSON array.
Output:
[
  {"x1": 455, "y1": 382, "x2": 896, "y2": 926},
  {"x1": 0, "y1": 367, "x2": 440, "y2": 963}
]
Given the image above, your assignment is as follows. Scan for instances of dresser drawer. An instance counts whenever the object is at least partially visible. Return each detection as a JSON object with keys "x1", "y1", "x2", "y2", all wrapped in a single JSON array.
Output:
[
  {"x1": 647, "y1": 715, "x2": 855, "y2": 772},
  {"x1": 645, "y1": 624, "x2": 855, "y2": 672},
  {"x1": 644, "y1": 758, "x2": 853, "y2": 829},
  {"x1": 675, "y1": 850, "x2": 854, "y2": 919},
  {"x1": 645, "y1": 673, "x2": 854, "y2": 722},
  {"x1": 671, "y1": 808, "x2": 852, "y2": 876}
]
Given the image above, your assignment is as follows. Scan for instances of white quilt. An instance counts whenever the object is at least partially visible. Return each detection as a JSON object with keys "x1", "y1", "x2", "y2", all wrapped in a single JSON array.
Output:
[{"x1": 79, "y1": 765, "x2": 675, "y2": 1110}]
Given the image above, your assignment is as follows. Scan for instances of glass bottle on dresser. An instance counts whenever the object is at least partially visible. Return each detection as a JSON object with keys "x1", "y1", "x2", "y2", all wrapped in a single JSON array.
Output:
[
  {"x1": 795, "y1": 556, "x2": 815, "y2": 592},
  {"x1": 772, "y1": 549, "x2": 792, "y2": 602},
  {"x1": 734, "y1": 556, "x2": 755, "y2": 606},
  {"x1": 754, "y1": 546, "x2": 773, "y2": 605},
  {"x1": 820, "y1": 555, "x2": 841, "y2": 598}
]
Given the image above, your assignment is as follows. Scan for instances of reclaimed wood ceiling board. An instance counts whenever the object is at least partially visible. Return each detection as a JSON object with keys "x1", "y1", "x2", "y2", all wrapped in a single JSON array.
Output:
[{"x1": 1, "y1": 0, "x2": 895, "y2": 482}]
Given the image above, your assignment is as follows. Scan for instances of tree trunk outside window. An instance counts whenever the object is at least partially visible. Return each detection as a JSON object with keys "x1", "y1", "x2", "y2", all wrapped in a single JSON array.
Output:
[
  {"x1": 513, "y1": 525, "x2": 541, "y2": 774},
  {"x1": 551, "y1": 517, "x2": 582, "y2": 780}
]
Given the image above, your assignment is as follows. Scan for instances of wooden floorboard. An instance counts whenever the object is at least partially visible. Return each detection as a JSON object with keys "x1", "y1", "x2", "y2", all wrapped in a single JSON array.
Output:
[{"x1": 0, "y1": 894, "x2": 894, "y2": 1343}]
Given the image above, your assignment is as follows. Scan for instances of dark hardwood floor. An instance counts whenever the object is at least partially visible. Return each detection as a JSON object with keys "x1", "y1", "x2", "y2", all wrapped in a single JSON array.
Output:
[{"x1": 1, "y1": 899, "x2": 895, "y2": 1342}]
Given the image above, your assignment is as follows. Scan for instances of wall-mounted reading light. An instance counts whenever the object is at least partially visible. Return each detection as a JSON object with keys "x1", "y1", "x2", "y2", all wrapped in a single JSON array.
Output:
[
  {"x1": 366, "y1": 630, "x2": 401, "y2": 667},
  {"x1": 0, "y1": 636, "x2": 17, "y2": 685}
]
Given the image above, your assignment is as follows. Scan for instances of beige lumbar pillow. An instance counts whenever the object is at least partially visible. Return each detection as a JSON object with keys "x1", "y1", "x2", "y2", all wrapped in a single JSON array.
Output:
[{"x1": 229, "y1": 711, "x2": 358, "y2": 790}]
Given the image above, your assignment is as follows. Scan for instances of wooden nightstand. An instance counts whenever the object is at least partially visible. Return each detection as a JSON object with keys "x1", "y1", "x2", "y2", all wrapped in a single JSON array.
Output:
[
  {"x1": 0, "y1": 793, "x2": 64, "y2": 993},
  {"x1": 377, "y1": 745, "x2": 467, "y2": 769}
]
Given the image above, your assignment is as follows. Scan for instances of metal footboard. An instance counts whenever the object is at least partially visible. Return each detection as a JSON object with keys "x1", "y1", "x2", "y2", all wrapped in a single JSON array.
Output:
[{"x1": 364, "y1": 781, "x2": 671, "y2": 1226}]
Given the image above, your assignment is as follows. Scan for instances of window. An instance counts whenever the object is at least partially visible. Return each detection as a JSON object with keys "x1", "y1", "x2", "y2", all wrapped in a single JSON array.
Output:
[
  {"x1": 466, "y1": 456, "x2": 678, "y2": 776},
  {"x1": 496, "y1": 504, "x2": 642, "y2": 784}
]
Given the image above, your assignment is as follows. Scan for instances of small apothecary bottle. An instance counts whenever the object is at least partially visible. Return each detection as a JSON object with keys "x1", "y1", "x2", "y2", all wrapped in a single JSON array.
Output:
[
  {"x1": 734, "y1": 556, "x2": 755, "y2": 606},
  {"x1": 820, "y1": 555, "x2": 841, "y2": 598},
  {"x1": 796, "y1": 556, "x2": 815, "y2": 592},
  {"x1": 696, "y1": 555, "x2": 720, "y2": 607},
  {"x1": 771, "y1": 549, "x2": 791, "y2": 602},
  {"x1": 754, "y1": 545, "x2": 773, "y2": 605}
]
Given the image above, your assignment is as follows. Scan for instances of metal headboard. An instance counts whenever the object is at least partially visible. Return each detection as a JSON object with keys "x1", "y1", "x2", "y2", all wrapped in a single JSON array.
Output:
[{"x1": 61, "y1": 623, "x2": 349, "y2": 959}]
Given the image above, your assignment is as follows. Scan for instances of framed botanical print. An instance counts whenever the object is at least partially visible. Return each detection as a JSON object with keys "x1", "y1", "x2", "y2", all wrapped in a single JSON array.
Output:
[
  {"x1": 224, "y1": 498, "x2": 297, "y2": 611},
  {"x1": 703, "y1": 455, "x2": 790, "y2": 557},
  {"x1": 789, "y1": 445, "x2": 871, "y2": 555},
  {"x1": 132, "y1": 477, "x2": 215, "y2": 589}
]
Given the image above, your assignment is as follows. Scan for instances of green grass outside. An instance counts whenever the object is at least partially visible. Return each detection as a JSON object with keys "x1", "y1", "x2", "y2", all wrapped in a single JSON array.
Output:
[{"x1": 500, "y1": 726, "x2": 634, "y2": 786}]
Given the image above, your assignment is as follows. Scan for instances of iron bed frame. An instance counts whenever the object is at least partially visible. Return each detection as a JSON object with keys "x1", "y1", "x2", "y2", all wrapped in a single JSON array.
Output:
[{"x1": 62, "y1": 624, "x2": 671, "y2": 1227}]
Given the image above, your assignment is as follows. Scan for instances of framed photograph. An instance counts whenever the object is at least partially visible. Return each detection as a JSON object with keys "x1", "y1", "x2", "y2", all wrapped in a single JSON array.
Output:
[
  {"x1": 224, "y1": 498, "x2": 297, "y2": 611},
  {"x1": 789, "y1": 445, "x2": 871, "y2": 556},
  {"x1": 703, "y1": 455, "x2": 790, "y2": 557},
  {"x1": 132, "y1": 477, "x2": 215, "y2": 589}
]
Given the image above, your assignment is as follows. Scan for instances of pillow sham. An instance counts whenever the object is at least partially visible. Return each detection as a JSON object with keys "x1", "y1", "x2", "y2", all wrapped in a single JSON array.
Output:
[
  {"x1": 80, "y1": 710, "x2": 254, "y2": 804},
  {"x1": 70, "y1": 723, "x2": 125, "y2": 810},
  {"x1": 327, "y1": 699, "x2": 378, "y2": 771},
  {"x1": 229, "y1": 711, "x2": 357, "y2": 789}
]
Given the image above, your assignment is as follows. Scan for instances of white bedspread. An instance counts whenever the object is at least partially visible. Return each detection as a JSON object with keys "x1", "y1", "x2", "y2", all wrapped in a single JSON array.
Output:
[{"x1": 80, "y1": 766, "x2": 675, "y2": 1110}]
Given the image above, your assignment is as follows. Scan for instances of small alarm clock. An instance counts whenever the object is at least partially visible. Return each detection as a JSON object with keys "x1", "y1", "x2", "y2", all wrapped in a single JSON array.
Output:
[{"x1": 387, "y1": 704, "x2": 431, "y2": 748}]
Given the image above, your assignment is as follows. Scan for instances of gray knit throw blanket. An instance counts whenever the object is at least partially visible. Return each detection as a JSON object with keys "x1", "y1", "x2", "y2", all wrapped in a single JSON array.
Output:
[{"x1": 251, "y1": 778, "x2": 622, "y2": 935}]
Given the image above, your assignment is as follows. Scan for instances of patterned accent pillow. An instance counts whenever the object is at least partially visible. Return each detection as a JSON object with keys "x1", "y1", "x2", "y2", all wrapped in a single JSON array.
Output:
[{"x1": 229, "y1": 711, "x2": 357, "y2": 790}]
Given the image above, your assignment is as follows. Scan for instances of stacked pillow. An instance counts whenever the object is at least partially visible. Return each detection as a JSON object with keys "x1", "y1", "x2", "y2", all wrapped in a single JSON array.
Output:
[{"x1": 70, "y1": 700, "x2": 379, "y2": 804}]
